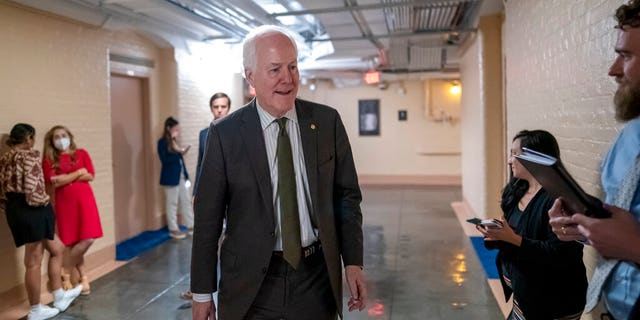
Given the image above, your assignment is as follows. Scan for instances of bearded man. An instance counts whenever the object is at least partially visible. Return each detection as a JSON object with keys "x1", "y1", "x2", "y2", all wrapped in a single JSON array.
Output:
[{"x1": 548, "y1": 1, "x2": 640, "y2": 319}]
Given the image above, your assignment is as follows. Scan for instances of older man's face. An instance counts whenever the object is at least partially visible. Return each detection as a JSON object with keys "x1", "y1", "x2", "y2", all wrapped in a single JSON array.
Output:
[
  {"x1": 246, "y1": 32, "x2": 299, "y2": 117},
  {"x1": 609, "y1": 27, "x2": 640, "y2": 121}
]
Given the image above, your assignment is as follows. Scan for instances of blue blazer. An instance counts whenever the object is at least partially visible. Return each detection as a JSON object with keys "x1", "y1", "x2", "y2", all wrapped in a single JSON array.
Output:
[
  {"x1": 157, "y1": 137, "x2": 189, "y2": 186},
  {"x1": 193, "y1": 127, "x2": 209, "y2": 195}
]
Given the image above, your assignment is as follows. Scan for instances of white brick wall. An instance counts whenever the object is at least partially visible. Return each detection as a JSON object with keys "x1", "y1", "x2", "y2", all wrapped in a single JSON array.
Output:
[
  {"x1": 504, "y1": 0, "x2": 621, "y2": 196},
  {"x1": 504, "y1": 2, "x2": 624, "y2": 317},
  {"x1": 174, "y1": 48, "x2": 244, "y2": 180}
]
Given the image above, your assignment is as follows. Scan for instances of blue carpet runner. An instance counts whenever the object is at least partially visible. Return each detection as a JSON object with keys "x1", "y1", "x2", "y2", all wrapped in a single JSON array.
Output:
[
  {"x1": 115, "y1": 226, "x2": 186, "y2": 261},
  {"x1": 469, "y1": 236, "x2": 499, "y2": 279}
]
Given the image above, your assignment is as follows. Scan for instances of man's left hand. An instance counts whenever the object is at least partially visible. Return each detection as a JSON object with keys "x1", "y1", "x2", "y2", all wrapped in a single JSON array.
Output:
[
  {"x1": 572, "y1": 204, "x2": 640, "y2": 262},
  {"x1": 345, "y1": 265, "x2": 367, "y2": 312}
]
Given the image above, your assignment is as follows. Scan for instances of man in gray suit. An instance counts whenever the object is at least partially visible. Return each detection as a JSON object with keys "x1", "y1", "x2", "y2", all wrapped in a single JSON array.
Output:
[{"x1": 191, "y1": 25, "x2": 367, "y2": 320}]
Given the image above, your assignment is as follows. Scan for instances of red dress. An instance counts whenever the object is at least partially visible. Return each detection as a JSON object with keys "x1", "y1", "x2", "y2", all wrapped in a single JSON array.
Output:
[{"x1": 42, "y1": 149, "x2": 103, "y2": 246}]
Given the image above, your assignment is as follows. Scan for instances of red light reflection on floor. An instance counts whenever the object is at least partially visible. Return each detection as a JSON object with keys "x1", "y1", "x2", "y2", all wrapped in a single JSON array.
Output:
[{"x1": 368, "y1": 301, "x2": 385, "y2": 316}]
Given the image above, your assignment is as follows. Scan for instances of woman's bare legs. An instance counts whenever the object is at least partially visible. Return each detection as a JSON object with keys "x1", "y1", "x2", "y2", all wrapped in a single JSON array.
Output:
[
  {"x1": 44, "y1": 235, "x2": 65, "y2": 290},
  {"x1": 23, "y1": 241, "x2": 44, "y2": 305},
  {"x1": 64, "y1": 239, "x2": 94, "y2": 294}
]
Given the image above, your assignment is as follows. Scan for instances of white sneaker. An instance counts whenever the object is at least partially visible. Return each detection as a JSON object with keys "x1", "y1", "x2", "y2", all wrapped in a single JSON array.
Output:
[
  {"x1": 170, "y1": 230, "x2": 186, "y2": 239},
  {"x1": 53, "y1": 284, "x2": 82, "y2": 311},
  {"x1": 27, "y1": 304, "x2": 59, "y2": 320}
]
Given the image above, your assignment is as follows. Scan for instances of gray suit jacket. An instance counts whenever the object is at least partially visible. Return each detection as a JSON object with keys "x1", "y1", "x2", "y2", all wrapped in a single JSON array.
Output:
[{"x1": 191, "y1": 98, "x2": 364, "y2": 320}]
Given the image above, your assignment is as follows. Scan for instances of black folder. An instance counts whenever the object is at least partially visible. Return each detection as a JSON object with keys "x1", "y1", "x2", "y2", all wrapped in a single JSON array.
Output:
[{"x1": 515, "y1": 148, "x2": 610, "y2": 218}]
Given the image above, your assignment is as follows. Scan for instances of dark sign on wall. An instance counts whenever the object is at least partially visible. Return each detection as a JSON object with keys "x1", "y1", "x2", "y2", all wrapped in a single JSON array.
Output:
[
  {"x1": 398, "y1": 110, "x2": 407, "y2": 121},
  {"x1": 358, "y1": 99, "x2": 380, "y2": 136}
]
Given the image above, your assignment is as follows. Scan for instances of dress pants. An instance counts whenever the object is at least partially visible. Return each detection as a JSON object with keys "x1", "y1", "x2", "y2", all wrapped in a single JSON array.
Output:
[
  {"x1": 163, "y1": 176, "x2": 194, "y2": 232},
  {"x1": 244, "y1": 249, "x2": 337, "y2": 320}
]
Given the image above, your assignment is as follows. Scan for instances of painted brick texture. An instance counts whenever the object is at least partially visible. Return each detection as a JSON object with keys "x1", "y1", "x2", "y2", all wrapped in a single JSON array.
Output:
[
  {"x1": 504, "y1": 0, "x2": 621, "y2": 195},
  {"x1": 504, "y1": 2, "x2": 626, "y2": 317},
  {"x1": 0, "y1": 2, "x2": 170, "y2": 293}
]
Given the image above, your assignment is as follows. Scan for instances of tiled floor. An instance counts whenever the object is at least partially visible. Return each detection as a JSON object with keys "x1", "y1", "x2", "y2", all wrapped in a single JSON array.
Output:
[{"x1": 32, "y1": 185, "x2": 502, "y2": 319}]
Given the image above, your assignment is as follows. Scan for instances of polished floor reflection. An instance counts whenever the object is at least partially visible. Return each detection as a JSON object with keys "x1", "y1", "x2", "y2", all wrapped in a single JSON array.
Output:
[{"x1": 37, "y1": 185, "x2": 502, "y2": 319}]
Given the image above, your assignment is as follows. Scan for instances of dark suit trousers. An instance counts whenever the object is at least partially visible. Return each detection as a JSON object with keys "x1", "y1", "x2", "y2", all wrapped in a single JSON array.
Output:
[{"x1": 244, "y1": 249, "x2": 337, "y2": 320}]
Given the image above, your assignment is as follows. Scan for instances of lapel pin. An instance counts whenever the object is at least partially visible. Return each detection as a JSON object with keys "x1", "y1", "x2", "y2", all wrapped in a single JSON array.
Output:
[{"x1": 311, "y1": 124, "x2": 317, "y2": 130}]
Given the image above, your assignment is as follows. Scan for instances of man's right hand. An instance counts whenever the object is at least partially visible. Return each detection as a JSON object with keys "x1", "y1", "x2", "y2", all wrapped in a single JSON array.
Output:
[{"x1": 192, "y1": 300, "x2": 216, "y2": 320}]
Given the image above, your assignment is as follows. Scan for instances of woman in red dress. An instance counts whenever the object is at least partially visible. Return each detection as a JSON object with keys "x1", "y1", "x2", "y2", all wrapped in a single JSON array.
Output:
[{"x1": 42, "y1": 125, "x2": 103, "y2": 295}]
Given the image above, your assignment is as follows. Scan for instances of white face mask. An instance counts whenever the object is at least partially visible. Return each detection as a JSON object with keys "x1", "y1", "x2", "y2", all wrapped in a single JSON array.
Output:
[{"x1": 54, "y1": 137, "x2": 71, "y2": 151}]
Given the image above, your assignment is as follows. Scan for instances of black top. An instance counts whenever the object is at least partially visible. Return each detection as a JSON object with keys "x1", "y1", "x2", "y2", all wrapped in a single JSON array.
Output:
[{"x1": 486, "y1": 189, "x2": 587, "y2": 319}]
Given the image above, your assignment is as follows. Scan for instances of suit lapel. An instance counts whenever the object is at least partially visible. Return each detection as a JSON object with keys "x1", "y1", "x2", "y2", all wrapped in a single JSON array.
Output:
[
  {"x1": 296, "y1": 100, "x2": 319, "y2": 222},
  {"x1": 240, "y1": 101, "x2": 275, "y2": 230}
]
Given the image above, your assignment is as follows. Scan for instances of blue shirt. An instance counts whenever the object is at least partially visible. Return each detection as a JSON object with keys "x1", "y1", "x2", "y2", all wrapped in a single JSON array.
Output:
[{"x1": 601, "y1": 117, "x2": 640, "y2": 320}]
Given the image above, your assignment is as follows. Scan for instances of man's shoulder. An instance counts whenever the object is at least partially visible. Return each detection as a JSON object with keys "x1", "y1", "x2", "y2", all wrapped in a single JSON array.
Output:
[
  {"x1": 610, "y1": 117, "x2": 640, "y2": 156},
  {"x1": 296, "y1": 98, "x2": 338, "y2": 117},
  {"x1": 620, "y1": 117, "x2": 640, "y2": 141}
]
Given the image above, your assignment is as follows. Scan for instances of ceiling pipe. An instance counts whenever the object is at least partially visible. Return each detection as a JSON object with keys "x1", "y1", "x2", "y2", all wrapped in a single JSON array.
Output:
[
  {"x1": 299, "y1": 57, "x2": 374, "y2": 71},
  {"x1": 212, "y1": 0, "x2": 279, "y2": 27},
  {"x1": 158, "y1": 0, "x2": 247, "y2": 39},
  {"x1": 307, "y1": 28, "x2": 476, "y2": 42},
  {"x1": 68, "y1": 0, "x2": 206, "y2": 42},
  {"x1": 273, "y1": 0, "x2": 325, "y2": 38},
  {"x1": 195, "y1": 1, "x2": 253, "y2": 36},
  {"x1": 344, "y1": 0, "x2": 385, "y2": 50},
  {"x1": 269, "y1": 0, "x2": 478, "y2": 17},
  {"x1": 459, "y1": 0, "x2": 484, "y2": 28}
]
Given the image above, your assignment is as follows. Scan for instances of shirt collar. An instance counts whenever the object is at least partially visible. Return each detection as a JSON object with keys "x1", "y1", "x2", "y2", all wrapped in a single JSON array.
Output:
[{"x1": 255, "y1": 99, "x2": 298, "y2": 131}]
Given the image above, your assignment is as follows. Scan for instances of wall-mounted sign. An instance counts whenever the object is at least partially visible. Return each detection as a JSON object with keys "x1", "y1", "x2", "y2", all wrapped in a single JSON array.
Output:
[{"x1": 398, "y1": 110, "x2": 407, "y2": 121}]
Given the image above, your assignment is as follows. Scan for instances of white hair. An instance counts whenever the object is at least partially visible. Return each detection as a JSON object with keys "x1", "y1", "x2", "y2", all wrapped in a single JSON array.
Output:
[{"x1": 242, "y1": 25, "x2": 298, "y2": 77}]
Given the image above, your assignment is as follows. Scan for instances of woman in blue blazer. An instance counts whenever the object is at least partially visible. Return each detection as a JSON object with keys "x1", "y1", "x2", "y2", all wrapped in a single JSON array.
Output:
[{"x1": 158, "y1": 116, "x2": 193, "y2": 239}]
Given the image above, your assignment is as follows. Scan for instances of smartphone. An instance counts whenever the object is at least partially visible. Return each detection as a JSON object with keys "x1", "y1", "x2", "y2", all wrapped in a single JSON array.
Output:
[{"x1": 466, "y1": 218, "x2": 503, "y2": 228}]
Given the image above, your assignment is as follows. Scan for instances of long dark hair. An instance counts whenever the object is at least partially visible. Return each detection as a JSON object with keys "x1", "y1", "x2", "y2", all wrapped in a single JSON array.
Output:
[
  {"x1": 163, "y1": 116, "x2": 179, "y2": 153},
  {"x1": 7, "y1": 123, "x2": 35, "y2": 147},
  {"x1": 501, "y1": 130, "x2": 560, "y2": 213}
]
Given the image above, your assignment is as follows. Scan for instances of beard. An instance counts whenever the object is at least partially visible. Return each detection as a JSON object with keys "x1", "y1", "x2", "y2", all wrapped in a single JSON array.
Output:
[{"x1": 614, "y1": 81, "x2": 640, "y2": 122}]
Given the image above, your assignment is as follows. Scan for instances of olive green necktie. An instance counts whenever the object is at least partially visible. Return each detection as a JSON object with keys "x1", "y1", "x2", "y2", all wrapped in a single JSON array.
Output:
[{"x1": 276, "y1": 118, "x2": 301, "y2": 269}]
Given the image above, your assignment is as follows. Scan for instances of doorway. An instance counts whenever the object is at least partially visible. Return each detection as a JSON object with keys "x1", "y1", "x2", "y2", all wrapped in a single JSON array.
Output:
[{"x1": 110, "y1": 74, "x2": 151, "y2": 243}]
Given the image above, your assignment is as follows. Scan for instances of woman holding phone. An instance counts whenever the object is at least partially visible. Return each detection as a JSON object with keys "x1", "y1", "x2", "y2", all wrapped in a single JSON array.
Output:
[
  {"x1": 477, "y1": 130, "x2": 587, "y2": 319},
  {"x1": 158, "y1": 116, "x2": 194, "y2": 240}
]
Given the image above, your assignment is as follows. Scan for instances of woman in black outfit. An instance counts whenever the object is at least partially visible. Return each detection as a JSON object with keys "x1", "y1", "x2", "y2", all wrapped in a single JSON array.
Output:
[{"x1": 477, "y1": 130, "x2": 587, "y2": 320}]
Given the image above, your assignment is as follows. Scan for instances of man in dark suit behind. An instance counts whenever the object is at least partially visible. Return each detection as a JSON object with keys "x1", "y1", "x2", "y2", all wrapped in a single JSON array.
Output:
[
  {"x1": 181, "y1": 92, "x2": 231, "y2": 303},
  {"x1": 191, "y1": 25, "x2": 367, "y2": 320},
  {"x1": 194, "y1": 92, "x2": 231, "y2": 196}
]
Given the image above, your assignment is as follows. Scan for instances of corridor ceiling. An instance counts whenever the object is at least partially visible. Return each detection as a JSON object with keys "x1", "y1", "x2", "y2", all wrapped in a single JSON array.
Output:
[{"x1": 13, "y1": 0, "x2": 503, "y2": 82}]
